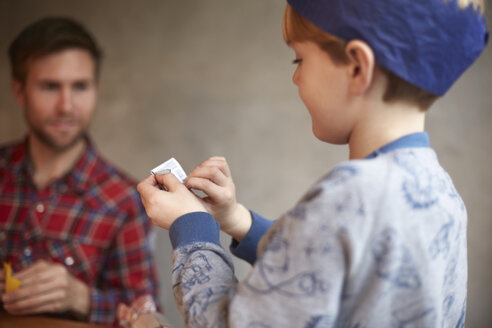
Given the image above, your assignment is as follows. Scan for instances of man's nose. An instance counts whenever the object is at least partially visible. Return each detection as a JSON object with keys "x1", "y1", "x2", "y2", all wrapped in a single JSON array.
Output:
[{"x1": 56, "y1": 87, "x2": 74, "y2": 113}]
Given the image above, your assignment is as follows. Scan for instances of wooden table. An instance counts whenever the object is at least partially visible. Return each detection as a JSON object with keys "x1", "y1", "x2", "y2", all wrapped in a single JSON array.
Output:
[{"x1": 0, "y1": 311, "x2": 108, "y2": 327}]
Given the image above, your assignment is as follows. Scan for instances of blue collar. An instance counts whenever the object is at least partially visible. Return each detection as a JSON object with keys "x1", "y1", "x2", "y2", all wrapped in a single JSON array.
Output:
[{"x1": 365, "y1": 132, "x2": 430, "y2": 159}]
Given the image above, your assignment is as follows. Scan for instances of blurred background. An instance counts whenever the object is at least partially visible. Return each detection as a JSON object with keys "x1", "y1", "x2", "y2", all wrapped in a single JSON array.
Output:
[{"x1": 0, "y1": 1, "x2": 490, "y2": 326}]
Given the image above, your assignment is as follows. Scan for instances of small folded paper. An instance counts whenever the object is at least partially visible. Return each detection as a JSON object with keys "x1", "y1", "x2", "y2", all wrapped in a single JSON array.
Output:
[{"x1": 3, "y1": 262, "x2": 21, "y2": 292}]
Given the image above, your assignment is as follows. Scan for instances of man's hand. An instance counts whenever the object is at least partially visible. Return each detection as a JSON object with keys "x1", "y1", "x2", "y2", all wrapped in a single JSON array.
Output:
[
  {"x1": 0, "y1": 269, "x2": 5, "y2": 294},
  {"x1": 137, "y1": 172, "x2": 207, "y2": 230},
  {"x1": 1, "y1": 260, "x2": 90, "y2": 317}
]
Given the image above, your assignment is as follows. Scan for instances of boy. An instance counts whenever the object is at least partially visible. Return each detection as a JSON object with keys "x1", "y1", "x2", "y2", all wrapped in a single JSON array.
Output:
[{"x1": 137, "y1": 0, "x2": 488, "y2": 327}]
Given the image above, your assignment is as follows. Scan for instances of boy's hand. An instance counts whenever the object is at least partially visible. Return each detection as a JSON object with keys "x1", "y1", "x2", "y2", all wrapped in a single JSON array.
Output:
[
  {"x1": 1, "y1": 260, "x2": 89, "y2": 317},
  {"x1": 137, "y1": 172, "x2": 207, "y2": 230},
  {"x1": 185, "y1": 157, "x2": 252, "y2": 241}
]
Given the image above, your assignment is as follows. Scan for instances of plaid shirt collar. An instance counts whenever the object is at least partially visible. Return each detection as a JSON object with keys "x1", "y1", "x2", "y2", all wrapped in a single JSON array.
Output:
[{"x1": 13, "y1": 135, "x2": 100, "y2": 194}]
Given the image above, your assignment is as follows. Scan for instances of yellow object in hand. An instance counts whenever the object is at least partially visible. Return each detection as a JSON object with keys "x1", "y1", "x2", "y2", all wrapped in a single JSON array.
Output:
[{"x1": 3, "y1": 262, "x2": 21, "y2": 292}]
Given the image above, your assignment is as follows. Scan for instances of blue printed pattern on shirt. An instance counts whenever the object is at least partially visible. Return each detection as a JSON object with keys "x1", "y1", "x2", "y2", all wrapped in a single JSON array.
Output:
[{"x1": 171, "y1": 147, "x2": 467, "y2": 327}]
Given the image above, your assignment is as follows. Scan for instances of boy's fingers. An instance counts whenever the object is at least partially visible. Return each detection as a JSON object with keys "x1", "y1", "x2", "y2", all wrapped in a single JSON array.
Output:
[
  {"x1": 199, "y1": 156, "x2": 225, "y2": 167},
  {"x1": 186, "y1": 177, "x2": 222, "y2": 200},
  {"x1": 197, "y1": 157, "x2": 231, "y2": 176},
  {"x1": 208, "y1": 156, "x2": 226, "y2": 161},
  {"x1": 187, "y1": 166, "x2": 227, "y2": 186}
]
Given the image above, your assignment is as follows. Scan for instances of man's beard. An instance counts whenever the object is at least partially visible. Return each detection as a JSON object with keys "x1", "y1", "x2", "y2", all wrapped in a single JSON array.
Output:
[{"x1": 29, "y1": 121, "x2": 86, "y2": 153}]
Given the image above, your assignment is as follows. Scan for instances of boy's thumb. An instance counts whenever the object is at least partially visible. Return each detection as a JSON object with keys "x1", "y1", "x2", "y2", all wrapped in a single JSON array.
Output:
[{"x1": 155, "y1": 172, "x2": 181, "y2": 191}]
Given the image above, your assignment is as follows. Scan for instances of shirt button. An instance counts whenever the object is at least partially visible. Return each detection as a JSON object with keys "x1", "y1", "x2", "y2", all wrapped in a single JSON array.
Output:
[
  {"x1": 64, "y1": 256, "x2": 75, "y2": 266},
  {"x1": 35, "y1": 203, "x2": 45, "y2": 213},
  {"x1": 24, "y1": 247, "x2": 32, "y2": 257}
]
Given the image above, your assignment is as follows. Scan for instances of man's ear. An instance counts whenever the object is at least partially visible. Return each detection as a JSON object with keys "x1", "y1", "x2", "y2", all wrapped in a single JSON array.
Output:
[
  {"x1": 11, "y1": 78, "x2": 26, "y2": 108},
  {"x1": 345, "y1": 40, "x2": 376, "y2": 95}
]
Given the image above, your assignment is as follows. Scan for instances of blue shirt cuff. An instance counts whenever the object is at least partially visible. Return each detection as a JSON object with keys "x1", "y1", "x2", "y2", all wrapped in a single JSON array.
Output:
[
  {"x1": 229, "y1": 211, "x2": 273, "y2": 265},
  {"x1": 169, "y1": 212, "x2": 221, "y2": 249}
]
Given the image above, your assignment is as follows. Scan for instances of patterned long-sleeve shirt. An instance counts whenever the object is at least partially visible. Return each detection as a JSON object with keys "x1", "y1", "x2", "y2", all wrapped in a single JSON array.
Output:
[
  {"x1": 0, "y1": 137, "x2": 160, "y2": 326},
  {"x1": 168, "y1": 133, "x2": 467, "y2": 327}
]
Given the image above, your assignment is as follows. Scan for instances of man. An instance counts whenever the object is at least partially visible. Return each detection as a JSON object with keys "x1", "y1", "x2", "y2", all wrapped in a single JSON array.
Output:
[{"x1": 0, "y1": 17, "x2": 160, "y2": 325}]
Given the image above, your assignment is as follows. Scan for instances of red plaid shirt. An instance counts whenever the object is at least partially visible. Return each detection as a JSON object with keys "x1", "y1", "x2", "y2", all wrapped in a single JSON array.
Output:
[{"x1": 0, "y1": 137, "x2": 160, "y2": 326}]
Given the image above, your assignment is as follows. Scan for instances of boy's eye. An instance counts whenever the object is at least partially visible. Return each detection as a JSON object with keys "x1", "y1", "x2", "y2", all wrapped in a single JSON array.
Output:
[{"x1": 292, "y1": 58, "x2": 302, "y2": 64}]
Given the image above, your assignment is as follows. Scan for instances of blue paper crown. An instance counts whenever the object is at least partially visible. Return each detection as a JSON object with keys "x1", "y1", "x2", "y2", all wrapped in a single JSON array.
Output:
[{"x1": 287, "y1": 0, "x2": 488, "y2": 96}]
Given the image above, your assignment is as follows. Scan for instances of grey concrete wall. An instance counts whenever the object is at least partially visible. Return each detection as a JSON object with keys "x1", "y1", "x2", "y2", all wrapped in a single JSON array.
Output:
[{"x1": 0, "y1": 1, "x2": 490, "y2": 327}]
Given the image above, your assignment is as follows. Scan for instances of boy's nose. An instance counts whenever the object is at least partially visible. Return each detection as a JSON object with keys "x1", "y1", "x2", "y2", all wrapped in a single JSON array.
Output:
[{"x1": 292, "y1": 67, "x2": 300, "y2": 86}]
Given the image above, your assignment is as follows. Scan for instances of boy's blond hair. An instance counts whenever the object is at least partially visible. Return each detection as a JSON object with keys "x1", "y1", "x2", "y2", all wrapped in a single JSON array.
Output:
[
  {"x1": 283, "y1": 1, "x2": 485, "y2": 110},
  {"x1": 452, "y1": 0, "x2": 485, "y2": 13}
]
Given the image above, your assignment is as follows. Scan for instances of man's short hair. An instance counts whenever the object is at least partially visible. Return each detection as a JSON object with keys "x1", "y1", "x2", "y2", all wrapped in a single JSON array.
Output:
[{"x1": 9, "y1": 17, "x2": 103, "y2": 84}]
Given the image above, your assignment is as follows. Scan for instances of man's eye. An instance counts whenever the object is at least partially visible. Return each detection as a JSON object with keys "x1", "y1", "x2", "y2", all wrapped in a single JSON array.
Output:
[
  {"x1": 73, "y1": 82, "x2": 88, "y2": 91},
  {"x1": 41, "y1": 82, "x2": 59, "y2": 90},
  {"x1": 292, "y1": 58, "x2": 302, "y2": 64}
]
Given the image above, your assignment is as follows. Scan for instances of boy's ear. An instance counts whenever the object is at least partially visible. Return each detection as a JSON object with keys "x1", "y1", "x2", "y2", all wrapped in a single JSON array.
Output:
[
  {"x1": 345, "y1": 40, "x2": 376, "y2": 95},
  {"x1": 11, "y1": 78, "x2": 26, "y2": 108}
]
